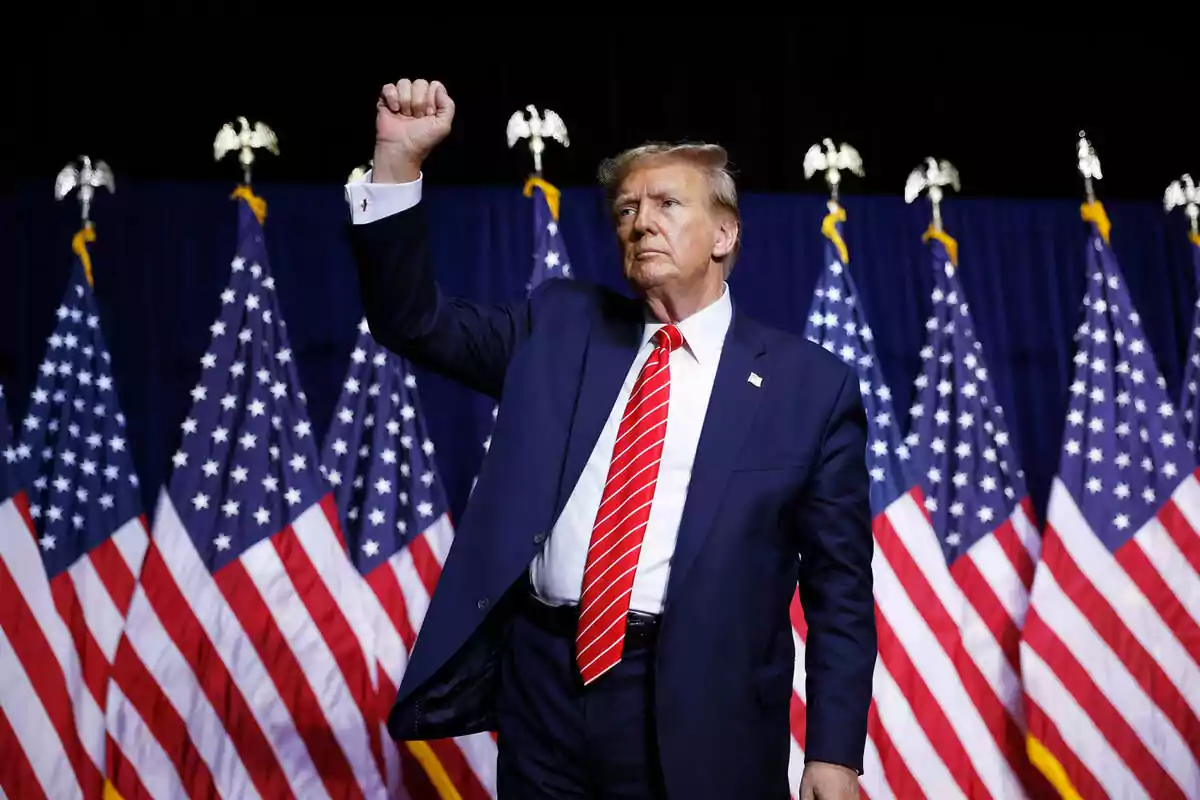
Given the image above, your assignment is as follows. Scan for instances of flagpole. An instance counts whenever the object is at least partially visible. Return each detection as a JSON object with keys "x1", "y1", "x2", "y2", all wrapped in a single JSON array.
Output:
[
  {"x1": 802, "y1": 137, "x2": 864, "y2": 213},
  {"x1": 54, "y1": 155, "x2": 114, "y2": 287},
  {"x1": 1164, "y1": 173, "x2": 1200, "y2": 239},
  {"x1": 507, "y1": 104, "x2": 570, "y2": 177},
  {"x1": 214, "y1": 116, "x2": 279, "y2": 188},
  {"x1": 905, "y1": 157, "x2": 961, "y2": 266},
  {"x1": 803, "y1": 138, "x2": 862, "y2": 265},
  {"x1": 1077, "y1": 132, "x2": 1111, "y2": 245},
  {"x1": 1077, "y1": 130, "x2": 1102, "y2": 205},
  {"x1": 905, "y1": 157, "x2": 960, "y2": 237}
]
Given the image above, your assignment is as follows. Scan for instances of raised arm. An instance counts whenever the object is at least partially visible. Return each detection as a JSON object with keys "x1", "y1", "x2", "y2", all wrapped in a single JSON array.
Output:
[
  {"x1": 343, "y1": 79, "x2": 530, "y2": 399},
  {"x1": 795, "y1": 365, "x2": 876, "y2": 778}
]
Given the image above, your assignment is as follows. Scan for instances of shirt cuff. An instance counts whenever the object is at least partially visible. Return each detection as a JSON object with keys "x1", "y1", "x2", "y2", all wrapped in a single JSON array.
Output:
[{"x1": 344, "y1": 169, "x2": 423, "y2": 224}]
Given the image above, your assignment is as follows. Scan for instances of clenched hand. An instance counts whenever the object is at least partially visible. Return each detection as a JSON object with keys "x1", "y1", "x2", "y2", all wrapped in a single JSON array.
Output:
[{"x1": 372, "y1": 78, "x2": 455, "y2": 184}]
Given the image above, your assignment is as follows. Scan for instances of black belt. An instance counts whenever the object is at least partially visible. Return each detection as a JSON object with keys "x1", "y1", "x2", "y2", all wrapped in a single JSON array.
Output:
[{"x1": 520, "y1": 589, "x2": 660, "y2": 652}]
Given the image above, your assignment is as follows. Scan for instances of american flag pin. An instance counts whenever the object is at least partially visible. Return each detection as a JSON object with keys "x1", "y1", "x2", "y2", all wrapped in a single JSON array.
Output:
[{"x1": 748, "y1": 372, "x2": 762, "y2": 387}]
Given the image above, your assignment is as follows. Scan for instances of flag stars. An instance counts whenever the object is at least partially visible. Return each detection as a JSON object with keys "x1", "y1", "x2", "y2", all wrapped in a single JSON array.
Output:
[
  {"x1": 322, "y1": 332, "x2": 451, "y2": 573},
  {"x1": 1060, "y1": 243, "x2": 1192, "y2": 541},
  {"x1": 909, "y1": 248, "x2": 1027, "y2": 561}
]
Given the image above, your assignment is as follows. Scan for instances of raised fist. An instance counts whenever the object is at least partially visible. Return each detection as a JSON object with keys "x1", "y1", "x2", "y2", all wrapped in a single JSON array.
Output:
[{"x1": 373, "y1": 78, "x2": 455, "y2": 183}]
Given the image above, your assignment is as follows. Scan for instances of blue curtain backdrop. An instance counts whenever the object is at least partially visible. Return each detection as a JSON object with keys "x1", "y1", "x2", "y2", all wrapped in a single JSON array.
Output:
[{"x1": 1, "y1": 180, "x2": 1196, "y2": 525}]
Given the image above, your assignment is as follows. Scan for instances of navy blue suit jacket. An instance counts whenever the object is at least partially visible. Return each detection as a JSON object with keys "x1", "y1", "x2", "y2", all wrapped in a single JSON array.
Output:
[{"x1": 346, "y1": 203, "x2": 876, "y2": 798}]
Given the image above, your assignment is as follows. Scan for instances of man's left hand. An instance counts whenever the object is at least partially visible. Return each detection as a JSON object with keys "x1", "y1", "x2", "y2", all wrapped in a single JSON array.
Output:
[{"x1": 799, "y1": 761, "x2": 860, "y2": 800}]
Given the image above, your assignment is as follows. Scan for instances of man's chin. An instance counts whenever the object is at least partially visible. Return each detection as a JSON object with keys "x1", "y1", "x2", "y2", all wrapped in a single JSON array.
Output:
[{"x1": 626, "y1": 263, "x2": 679, "y2": 292}]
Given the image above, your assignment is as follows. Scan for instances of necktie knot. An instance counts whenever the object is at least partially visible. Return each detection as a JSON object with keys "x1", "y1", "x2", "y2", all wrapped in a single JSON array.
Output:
[{"x1": 654, "y1": 324, "x2": 684, "y2": 353}]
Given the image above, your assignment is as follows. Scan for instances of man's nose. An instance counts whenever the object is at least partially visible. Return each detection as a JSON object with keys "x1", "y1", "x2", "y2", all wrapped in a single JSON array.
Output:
[{"x1": 632, "y1": 206, "x2": 657, "y2": 235}]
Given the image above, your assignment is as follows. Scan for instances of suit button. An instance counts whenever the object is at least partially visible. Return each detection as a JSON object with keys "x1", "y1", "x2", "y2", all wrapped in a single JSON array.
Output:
[
  {"x1": 533, "y1": 531, "x2": 546, "y2": 545},
  {"x1": 477, "y1": 597, "x2": 489, "y2": 610}
]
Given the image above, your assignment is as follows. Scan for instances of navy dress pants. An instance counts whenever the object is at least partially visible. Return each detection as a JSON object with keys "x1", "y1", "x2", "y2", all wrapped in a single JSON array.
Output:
[{"x1": 495, "y1": 593, "x2": 667, "y2": 799}]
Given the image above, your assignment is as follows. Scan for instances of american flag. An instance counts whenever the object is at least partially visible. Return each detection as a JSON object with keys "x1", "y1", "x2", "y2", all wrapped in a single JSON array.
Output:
[
  {"x1": 103, "y1": 193, "x2": 387, "y2": 798},
  {"x1": 793, "y1": 204, "x2": 914, "y2": 798},
  {"x1": 894, "y1": 229, "x2": 1045, "y2": 798},
  {"x1": 320, "y1": 317, "x2": 497, "y2": 800},
  {"x1": 1019, "y1": 208, "x2": 1200, "y2": 799},
  {"x1": 479, "y1": 178, "x2": 572, "y2": 462},
  {"x1": 522, "y1": 178, "x2": 573, "y2": 291},
  {"x1": 1178, "y1": 233, "x2": 1200, "y2": 453},
  {"x1": 0, "y1": 233, "x2": 151, "y2": 800}
]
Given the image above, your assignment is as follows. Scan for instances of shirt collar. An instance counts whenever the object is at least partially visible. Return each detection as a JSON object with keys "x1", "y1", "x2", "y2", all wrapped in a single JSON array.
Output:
[{"x1": 640, "y1": 282, "x2": 733, "y2": 365}]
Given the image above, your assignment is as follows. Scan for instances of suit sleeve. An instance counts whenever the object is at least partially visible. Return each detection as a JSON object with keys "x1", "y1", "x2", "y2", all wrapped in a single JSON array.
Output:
[
  {"x1": 795, "y1": 366, "x2": 876, "y2": 774},
  {"x1": 344, "y1": 198, "x2": 536, "y2": 401}
]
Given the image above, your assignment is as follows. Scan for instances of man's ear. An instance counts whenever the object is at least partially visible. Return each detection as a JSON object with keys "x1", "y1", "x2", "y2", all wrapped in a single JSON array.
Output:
[{"x1": 712, "y1": 215, "x2": 739, "y2": 259}]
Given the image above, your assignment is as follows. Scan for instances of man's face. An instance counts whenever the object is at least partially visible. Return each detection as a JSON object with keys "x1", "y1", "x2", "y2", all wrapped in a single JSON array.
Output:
[{"x1": 612, "y1": 160, "x2": 733, "y2": 296}]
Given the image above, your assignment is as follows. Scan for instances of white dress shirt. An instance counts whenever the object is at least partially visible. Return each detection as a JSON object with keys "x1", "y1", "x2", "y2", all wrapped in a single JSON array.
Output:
[{"x1": 344, "y1": 174, "x2": 732, "y2": 614}]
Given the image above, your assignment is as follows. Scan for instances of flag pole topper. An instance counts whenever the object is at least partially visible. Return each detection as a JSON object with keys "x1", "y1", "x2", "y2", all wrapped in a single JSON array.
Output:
[
  {"x1": 506, "y1": 105, "x2": 570, "y2": 176},
  {"x1": 1077, "y1": 130, "x2": 1103, "y2": 204},
  {"x1": 803, "y1": 138, "x2": 864, "y2": 209},
  {"x1": 904, "y1": 157, "x2": 961, "y2": 233},
  {"x1": 214, "y1": 116, "x2": 279, "y2": 185},
  {"x1": 1164, "y1": 173, "x2": 1199, "y2": 236},
  {"x1": 348, "y1": 160, "x2": 373, "y2": 184},
  {"x1": 55, "y1": 155, "x2": 115, "y2": 225}
]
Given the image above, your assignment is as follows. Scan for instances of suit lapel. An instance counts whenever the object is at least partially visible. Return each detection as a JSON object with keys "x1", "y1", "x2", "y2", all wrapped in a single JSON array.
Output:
[
  {"x1": 554, "y1": 296, "x2": 643, "y2": 521},
  {"x1": 664, "y1": 307, "x2": 767, "y2": 608}
]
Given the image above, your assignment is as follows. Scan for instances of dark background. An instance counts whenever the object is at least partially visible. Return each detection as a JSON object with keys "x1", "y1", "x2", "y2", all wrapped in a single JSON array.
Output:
[
  {"x1": 2, "y1": 20, "x2": 1197, "y2": 522},
  {"x1": 0, "y1": 23, "x2": 1191, "y2": 201}
]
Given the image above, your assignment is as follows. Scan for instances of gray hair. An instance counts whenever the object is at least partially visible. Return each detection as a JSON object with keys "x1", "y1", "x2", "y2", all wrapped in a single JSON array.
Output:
[{"x1": 597, "y1": 141, "x2": 742, "y2": 275}]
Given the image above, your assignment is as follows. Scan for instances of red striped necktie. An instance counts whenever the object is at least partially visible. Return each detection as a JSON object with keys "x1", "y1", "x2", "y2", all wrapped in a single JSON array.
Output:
[{"x1": 576, "y1": 323, "x2": 685, "y2": 685}]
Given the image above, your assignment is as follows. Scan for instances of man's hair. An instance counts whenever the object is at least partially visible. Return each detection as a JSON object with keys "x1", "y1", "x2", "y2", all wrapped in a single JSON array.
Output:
[{"x1": 596, "y1": 141, "x2": 742, "y2": 275}]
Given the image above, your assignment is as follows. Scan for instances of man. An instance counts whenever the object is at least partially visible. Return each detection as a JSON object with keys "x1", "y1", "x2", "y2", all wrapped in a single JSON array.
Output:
[{"x1": 344, "y1": 78, "x2": 876, "y2": 800}]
